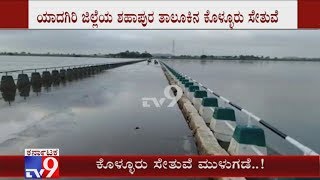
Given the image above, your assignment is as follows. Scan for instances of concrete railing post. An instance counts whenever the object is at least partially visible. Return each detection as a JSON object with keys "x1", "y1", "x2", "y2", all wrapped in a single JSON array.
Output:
[
  {"x1": 228, "y1": 125, "x2": 267, "y2": 155},
  {"x1": 199, "y1": 97, "x2": 219, "y2": 124},
  {"x1": 209, "y1": 107, "x2": 236, "y2": 143},
  {"x1": 192, "y1": 90, "x2": 207, "y2": 111}
]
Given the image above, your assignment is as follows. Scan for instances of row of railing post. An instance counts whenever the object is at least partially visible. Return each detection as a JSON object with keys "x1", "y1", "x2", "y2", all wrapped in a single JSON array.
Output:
[
  {"x1": 160, "y1": 61, "x2": 317, "y2": 155},
  {"x1": 0, "y1": 60, "x2": 145, "y2": 104}
]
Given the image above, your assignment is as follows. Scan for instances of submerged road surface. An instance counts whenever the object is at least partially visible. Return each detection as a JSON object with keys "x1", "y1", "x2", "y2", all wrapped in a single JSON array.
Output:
[{"x1": 0, "y1": 62, "x2": 197, "y2": 155}]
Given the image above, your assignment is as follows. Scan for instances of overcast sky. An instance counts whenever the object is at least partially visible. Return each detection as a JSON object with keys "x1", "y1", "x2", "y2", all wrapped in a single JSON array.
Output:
[{"x1": 0, "y1": 30, "x2": 319, "y2": 58}]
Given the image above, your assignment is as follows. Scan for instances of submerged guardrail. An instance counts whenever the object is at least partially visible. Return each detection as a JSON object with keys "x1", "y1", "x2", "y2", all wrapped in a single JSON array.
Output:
[
  {"x1": 0, "y1": 60, "x2": 145, "y2": 104},
  {"x1": 160, "y1": 61, "x2": 318, "y2": 156},
  {"x1": 0, "y1": 60, "x2": 144, "y2": 75}
]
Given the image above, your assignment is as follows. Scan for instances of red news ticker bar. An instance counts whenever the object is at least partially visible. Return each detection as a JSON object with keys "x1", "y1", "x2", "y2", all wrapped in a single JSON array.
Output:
[
  {"x1": 298, "y1": 0, "x2": 320, "y2": 28},
  {"x1": 0, "y1": 155, "x2": 319, "y2": 177},
  {"x1": 0, "y1": 0, "x2": 28, "y2": 29}
]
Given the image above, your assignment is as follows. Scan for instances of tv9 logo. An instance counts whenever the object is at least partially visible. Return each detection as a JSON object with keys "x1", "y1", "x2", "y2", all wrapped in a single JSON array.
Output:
[
  {"x1": 24, "y1": 149, "x2": 59, "y2": 179},
  {"x1": 142, "y1": 85, "x2": 183, "y2": 108}
]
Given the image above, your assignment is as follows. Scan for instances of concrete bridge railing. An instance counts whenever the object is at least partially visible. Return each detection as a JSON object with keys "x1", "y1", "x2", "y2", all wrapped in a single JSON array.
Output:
[
  {"x1": 0, "y1": 59, "x2": 145, "y2": 104},
  {"x1": 160, "y1": 61, "x2": 317, "y2": 156}
]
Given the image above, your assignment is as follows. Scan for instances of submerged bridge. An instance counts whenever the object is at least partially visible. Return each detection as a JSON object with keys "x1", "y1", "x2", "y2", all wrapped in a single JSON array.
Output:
[
  {"x1": 0, "y1": 59, "x2": 317, "y2": 168},
  {"x1": 0, "y1": 60, "x2": 144, "y2": 103},
  {"x1": 160, "y1": 61, "x2": 317, "y2": 156}
]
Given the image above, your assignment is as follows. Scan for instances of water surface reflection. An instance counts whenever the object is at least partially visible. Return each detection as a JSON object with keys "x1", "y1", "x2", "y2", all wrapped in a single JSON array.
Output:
[{"x1": 0, "y1": 62, "x2": 197, "y2": 157}]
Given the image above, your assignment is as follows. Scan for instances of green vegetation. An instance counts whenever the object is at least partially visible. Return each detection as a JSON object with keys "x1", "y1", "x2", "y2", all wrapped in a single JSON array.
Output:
[
  {"x1": 0, "y1": 50, "x2": 152, "y2": 59},
  {"x1": 110, "y1": 51, "x2": 152, "y2": 58},
  {"x1": 161, "y1": 54, "x2": 320, "y2": 61},
  {"x1": 200, "y1": 55, "x2": 207, "y2": 59},
  {"x1": 2, "y1": 50, "x2": 319, "y2": 61}
]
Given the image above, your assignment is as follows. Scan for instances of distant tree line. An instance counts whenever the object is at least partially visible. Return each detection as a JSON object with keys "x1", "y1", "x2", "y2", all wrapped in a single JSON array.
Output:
[
  {"x1": 110, "y1": 50, "x2": 152, "y2": 58},
  {"x1": 1, "y1": 50, "x2": 319, "y2": 61},
  {"x1": 199, "y1": 55, "x2": 272, "y2": 60},
  {"x1": 0, "y1": 50, "x2": 153, "y2": 59},
  {"x1": 164, "y1": 54, "x2": 320, "y2": 61}
]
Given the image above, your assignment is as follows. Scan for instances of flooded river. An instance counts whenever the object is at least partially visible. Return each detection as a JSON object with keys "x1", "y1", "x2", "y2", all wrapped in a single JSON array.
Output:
[
  {"x1": 166, "y1": 59, "x2": 320, "y2": 155},
  {"x1": 0, "y1": 56, "x2": 197, "y2": 156},
  {"x1": 0, "y1": 56, "x2": 319, "y2": 156},
  {"x1": 0, "y1": 56, "x2": 317, "y2": 180}
]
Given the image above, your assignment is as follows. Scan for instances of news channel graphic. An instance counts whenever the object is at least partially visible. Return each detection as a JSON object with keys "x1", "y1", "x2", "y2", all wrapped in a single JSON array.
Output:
[{"x1": 24, "y1": 148, "x2": 59, "y2": 179}]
